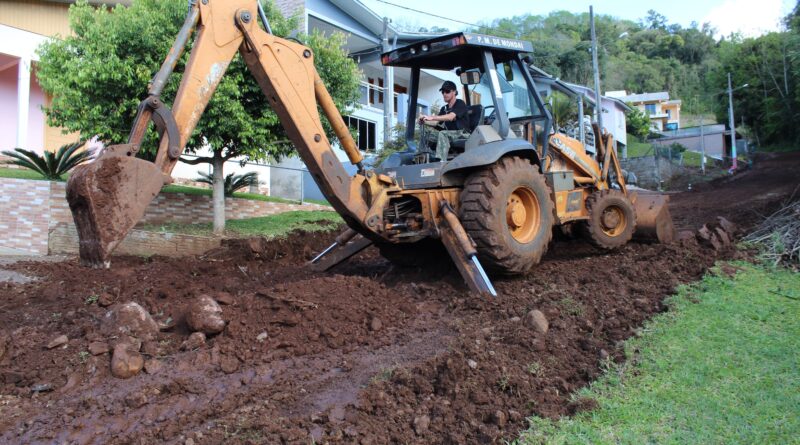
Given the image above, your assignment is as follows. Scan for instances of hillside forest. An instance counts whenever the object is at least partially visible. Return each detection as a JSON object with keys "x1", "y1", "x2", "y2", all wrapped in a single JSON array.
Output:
[{"x1": 463, "y1": 4, "x2": 800, "y2": 147}]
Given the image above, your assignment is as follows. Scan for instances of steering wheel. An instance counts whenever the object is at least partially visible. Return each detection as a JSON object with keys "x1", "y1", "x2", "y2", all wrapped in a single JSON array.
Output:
[{"x1": 483, "y1": 105, "x2": 496, "y2": 125}]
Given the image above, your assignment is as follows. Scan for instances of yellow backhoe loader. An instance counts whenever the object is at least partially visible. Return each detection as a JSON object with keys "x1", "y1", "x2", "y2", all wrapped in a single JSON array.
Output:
[{"x1": 66, "y1": 0, "x2": 673, "y2": 298}]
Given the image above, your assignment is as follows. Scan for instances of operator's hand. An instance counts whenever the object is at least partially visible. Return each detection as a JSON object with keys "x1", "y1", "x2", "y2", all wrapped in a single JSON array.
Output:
[{"x1": 418, "y1": 114, "x2": 433, "y2": 124}]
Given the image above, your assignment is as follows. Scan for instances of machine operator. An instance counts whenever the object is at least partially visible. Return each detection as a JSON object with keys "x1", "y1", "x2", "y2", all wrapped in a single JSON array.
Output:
[{"x1": 418, "y1": 80, "x2": 470, "y2": 161}]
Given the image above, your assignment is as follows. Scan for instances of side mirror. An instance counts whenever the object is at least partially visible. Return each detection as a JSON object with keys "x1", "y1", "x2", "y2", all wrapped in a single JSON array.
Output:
[{"x1": 460, "y1": 70, "x2": 481, "y2": 85}]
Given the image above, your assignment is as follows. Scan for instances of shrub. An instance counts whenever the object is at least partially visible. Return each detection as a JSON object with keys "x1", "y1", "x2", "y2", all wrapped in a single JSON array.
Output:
[
  {"x1": 1, "y1": 141, "x2": 88, "y2": 180},
  {"x1": 196, "y1": 171, "x2": 259, "y2": 197}
]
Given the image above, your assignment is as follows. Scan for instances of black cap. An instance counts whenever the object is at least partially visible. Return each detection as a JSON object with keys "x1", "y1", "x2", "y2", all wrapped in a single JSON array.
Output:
[{"x1": 439, "y1": 80, "x2": 458, "y2": 93}]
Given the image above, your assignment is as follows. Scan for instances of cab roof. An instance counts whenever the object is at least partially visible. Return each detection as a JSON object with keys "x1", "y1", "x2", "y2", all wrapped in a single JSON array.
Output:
[{"x1": 381, "y1": 32, "x2": 533, "y2": 71}]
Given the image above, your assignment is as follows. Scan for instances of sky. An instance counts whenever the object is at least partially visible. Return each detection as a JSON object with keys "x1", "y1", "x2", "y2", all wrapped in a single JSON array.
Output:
[{"x1": 359, "y1": 0, "x2": 796, "y2": 38}]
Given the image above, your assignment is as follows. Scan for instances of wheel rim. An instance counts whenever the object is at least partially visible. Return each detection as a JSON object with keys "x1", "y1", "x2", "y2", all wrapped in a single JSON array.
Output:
[
  {"x1": 506, "y1": 186, "x2": 540, "y2": 243},
  {"x1": 600, "y1": 206, "x2": 627, "y2": 237}
]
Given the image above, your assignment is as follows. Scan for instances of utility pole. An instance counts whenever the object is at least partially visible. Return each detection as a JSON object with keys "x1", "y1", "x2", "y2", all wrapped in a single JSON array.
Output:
[
  {"x1": 590, "y1": 6, "x2": 603, "y2": 131},
  {"x1": 382, "y1": 17, "x2": 394, "y2": 149},
  {"x1": 699, "y1": 116, "x2": 706, "y2": 174},
  {"x1": 577, "y1": 95, "x2": 585, "y2": 146},
  {"x1": 727, "y1": 72, "x2": 737, "y2": 171}
]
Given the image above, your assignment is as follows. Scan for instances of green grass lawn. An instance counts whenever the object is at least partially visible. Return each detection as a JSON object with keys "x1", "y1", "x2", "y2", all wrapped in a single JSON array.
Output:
[
  {"x1": 0, "y1": 167, "x2": 56, "y2": 180},
  {"x1": 140, "y1": 210, "x2": 342, "y2": 238},
  {"x1": 519, "y1": 262, "x2": 800, "y2": 445},
  {"x1": 623, "y1": 134, "x2": 653, "y2": 158}
]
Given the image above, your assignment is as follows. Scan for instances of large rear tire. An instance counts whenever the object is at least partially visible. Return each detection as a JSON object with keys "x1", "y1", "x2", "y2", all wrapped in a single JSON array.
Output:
[
  {"x1": 581, "y1": 190, "x2": 636, "y2": 249},
  {"x1": 460, "y1": 156, "x2": 554, "y2": 274}
]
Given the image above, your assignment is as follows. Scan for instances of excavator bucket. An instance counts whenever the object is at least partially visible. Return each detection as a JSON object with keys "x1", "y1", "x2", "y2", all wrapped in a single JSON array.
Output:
[
  {"x1": 631, "y1": 191, "x2": 675, "y2": 244},
  {"x1": 66, "y1": 146, "x2": 166, "y2": 267}
]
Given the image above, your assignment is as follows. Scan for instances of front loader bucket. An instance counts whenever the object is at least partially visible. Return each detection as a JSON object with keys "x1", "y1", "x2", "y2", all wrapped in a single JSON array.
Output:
[
  {"x1": 632, "y1": 192, "x2": 675, "y2": 244},
  {"x1": 66, "y1": 150, "x2": 166, "y2": 267}
]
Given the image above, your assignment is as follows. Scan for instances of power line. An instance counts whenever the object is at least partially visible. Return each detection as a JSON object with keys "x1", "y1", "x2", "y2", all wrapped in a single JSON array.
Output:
[{"x1": 369, "y1": 0, "x2": 519, "y2": 39}]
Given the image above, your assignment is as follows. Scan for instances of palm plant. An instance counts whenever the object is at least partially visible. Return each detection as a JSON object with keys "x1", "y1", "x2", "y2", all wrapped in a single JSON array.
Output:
[
  {"x1": 1, "y1": 141, "x2": 89, "y2": 181},
  {"x1": 196, "y1": 171, "x2": 259, "y2": 196}
]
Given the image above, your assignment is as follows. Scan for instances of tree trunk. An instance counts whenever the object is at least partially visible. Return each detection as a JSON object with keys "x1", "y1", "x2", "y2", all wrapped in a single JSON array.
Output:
[{"x1": 211, "y1": 153, "x2": 225, "y2": 235}]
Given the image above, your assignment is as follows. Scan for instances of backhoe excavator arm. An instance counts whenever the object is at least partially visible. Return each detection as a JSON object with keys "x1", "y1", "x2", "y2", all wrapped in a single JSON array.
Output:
[
  {"x1": 67, "y1": 0, "x2": 396, "y2": 265},
  {"x1": 154, "y1": 0, "x2": 375, "y2": 227}
]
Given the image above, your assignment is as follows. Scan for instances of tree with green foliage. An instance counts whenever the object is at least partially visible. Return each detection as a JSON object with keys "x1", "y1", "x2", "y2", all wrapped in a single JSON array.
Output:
[
  {"x1": 545, "y1": 91, "x2": 578, "y2": 131},
  {"x1": 36, "y1": 0, "x2": 360, "y2": 233},
  {"x1": 625, "y1": 107, "x2": 652, "y2": 140}
]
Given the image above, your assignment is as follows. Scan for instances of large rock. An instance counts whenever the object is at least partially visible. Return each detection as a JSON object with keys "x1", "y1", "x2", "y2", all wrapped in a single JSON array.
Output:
[
  {"x1": 111, "y1": 344, "x2": 144, "y2": 379},
  {"x1": 186, "y1": 295, "x2": 226, "y2": 334},
  {"x1": 102, "y1": 302, "x2": 159, "y2": 343}
]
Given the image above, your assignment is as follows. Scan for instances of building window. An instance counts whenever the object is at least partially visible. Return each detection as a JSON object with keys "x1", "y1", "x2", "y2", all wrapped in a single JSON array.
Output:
[
  {"x1": 344, "y1": 116, "x2": 376, "y2": 151},
  {"x1": 666, "y1": 108, "x2": 671, "y2": 119},
  {"x1": 368, "y1": 77, "x2": 383, "y2": 105},
  {"x1": 645, "y1": 103, "x2": 656, "y2": 115}
]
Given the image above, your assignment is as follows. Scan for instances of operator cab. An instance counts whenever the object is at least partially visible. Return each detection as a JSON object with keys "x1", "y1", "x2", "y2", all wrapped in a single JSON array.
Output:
[{"x1": 377, "y1": 33, "x2": 552, "y2": 189}]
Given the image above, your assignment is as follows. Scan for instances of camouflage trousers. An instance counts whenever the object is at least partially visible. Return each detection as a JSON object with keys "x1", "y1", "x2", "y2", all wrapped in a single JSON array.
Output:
[{"x1": 426, "y1": 129, "x2": 470, "y2": 161}]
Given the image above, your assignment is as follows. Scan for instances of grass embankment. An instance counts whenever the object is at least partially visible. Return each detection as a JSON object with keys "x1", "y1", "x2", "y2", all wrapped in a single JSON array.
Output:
[
  {"x1": 519, "y1": 262, "x2": 800, "y2": 445},
  {"x1": 141, "y1": 210, "x2": 342, "y2": 238}
]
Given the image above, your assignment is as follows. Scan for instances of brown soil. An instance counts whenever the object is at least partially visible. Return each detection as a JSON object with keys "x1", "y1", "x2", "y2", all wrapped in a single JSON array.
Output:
[{"x1": 1, "y1": 152, "x2": 798, "y2": 445}]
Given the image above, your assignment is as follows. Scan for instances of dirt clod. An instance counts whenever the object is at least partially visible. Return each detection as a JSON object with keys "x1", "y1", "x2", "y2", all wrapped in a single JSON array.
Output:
[
  {"x1": 97, "y1": 292, "x2": 114, "y2": 307},
  {"x1": 186, "y1": 295, "x2": 226, "y2": 334},
  {"x1": 0, "y1": 332, "x2": 7, "y2": 362},
  {"x1": 413, "y1": 414, "x2": 431, "y2": 435},
  {"x1": 144, "y1": 359, "x2": 162, "y2": 375},
  {"x1": 493, "y1": 410, "x2": 507, "y2": 427},
  {"x1": 219, "y1": 355, "x2": 240, "y2": 374},
  {"x1": 181, "y1": 332, "x2": 206, "y2": 351},
  {"x1": 46, "y1": 335, "x2": 68, "y2": 349},
  {"x1": 525, "y1": 310, "x2": 549, "y2": 334},
  {"x1": 110, "y1": 344, "x2": 144, "y2": 379}
]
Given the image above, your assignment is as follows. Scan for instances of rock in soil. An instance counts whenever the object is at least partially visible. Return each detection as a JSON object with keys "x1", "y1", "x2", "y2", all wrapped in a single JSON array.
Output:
[
  {"x1": 214, "y1": 291, "x2": 235, "y2": 305},
  {"x1": 413, "y1": 415, "x2": 431, "y2": 435},
  {"x1": 144, "y1": 359, "x2": 163, "y2": 375},
  {"x1": 46, "y1": 335, "x2": 68, "y2": 349},
  {"x1": 219, "y1": 355, "x2": 240, "y2": 374},
  {"x1": 88, "y1": 342, "x2": 110, "y2": 356},
  {"x1": 493, "y1": 410, "x2": 507, "y2": 427},
  {"x1": 181, "y1": 332, "x2": 206, "y2": 351},
  {"x1": 186, "y1": 295, "x2": 226, "y2": 334},
  {"x1": 111, "y1": 344, "x2": 144, "y2": 379},
  {"x1": 102, "y1": 302, "x2": 159, "y2": 343},
  {"x1": 525, "y1": 310, "x2": 549, "y2": 334}
]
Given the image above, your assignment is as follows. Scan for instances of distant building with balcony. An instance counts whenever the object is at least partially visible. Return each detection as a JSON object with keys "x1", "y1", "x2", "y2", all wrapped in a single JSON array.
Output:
[{"x1": 606, "y1": 90, "x2": 681, "y2": 132}]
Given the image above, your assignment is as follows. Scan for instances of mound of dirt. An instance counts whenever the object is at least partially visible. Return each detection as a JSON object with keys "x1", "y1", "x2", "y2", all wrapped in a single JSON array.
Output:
[{"x1": 0, "y1": 152, "x2": 796, "y2": 444}]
